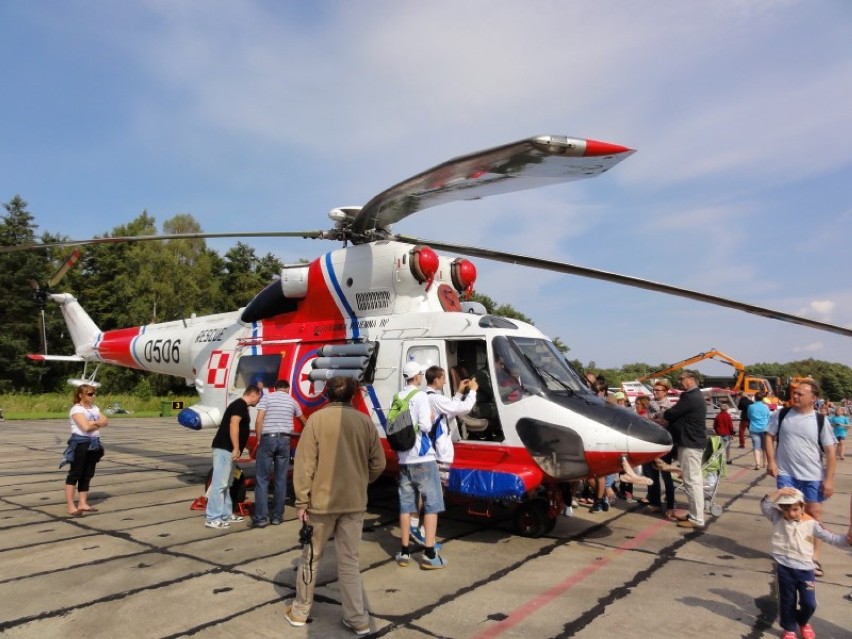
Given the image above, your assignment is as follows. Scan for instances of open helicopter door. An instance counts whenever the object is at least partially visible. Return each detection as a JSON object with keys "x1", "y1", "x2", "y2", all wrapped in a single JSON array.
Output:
[{"x1": 399, "y1": 338, "x2": 488, "y2": 441}]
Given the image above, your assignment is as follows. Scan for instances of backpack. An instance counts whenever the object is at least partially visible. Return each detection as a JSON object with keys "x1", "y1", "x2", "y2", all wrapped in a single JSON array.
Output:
[
  {"x1": 425, "y1": 390, "x2": 443, "y2": 445},
  {"x1": 776, "y1": 406, "x2": 825, "y2": 454},
  {"x1": 385, "y1": 389, "x2": 421, "y2": 452}
]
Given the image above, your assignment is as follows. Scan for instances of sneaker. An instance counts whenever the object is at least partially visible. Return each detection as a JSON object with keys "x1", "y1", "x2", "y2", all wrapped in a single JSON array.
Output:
[
  {"x1": 205, "y1": 520, "x2": 230, "y2": 529},
  {"x1": 407, "y1": 527, "x2": 442, "y2": 549},
  {"x1": 394, "y1": 551, "x2": 410, "y2": 567},
  {"x1": 284, "y1": 604, "x2": 307, "y2": 627},
  {"x1": 780, "y1": 632, "x2": 796, "y2": 639},
  {"x1": 409, "y1": 525, "x2": 427, "y2": 546},
  {"x1": 799, "y1": 624, "x2": 816, "y2": 639},
  {"x1": 270, "y1": 518, "x2": 283, "y2": 525},
  {"x1": 249, "y1": 519, "x2": 268, "y2": 528},
  {"x1": 601, "y1": 498, "x2": 610, "y2": 512},
  {"x1": 677, "y1": 519, "x2": 704, "y2": 530},
  {"x1": 590, "y1": 500, "x2": 603, "y2": 513},
  {"x1": 342, "y1": 618, "x2": 371, "y2": 636},
  {"x1": 224, "y1": 514, "x2": 245, "y2": 523},
  {"x1": 421, "y1": 553, "x2": 448, "y2": 570}
]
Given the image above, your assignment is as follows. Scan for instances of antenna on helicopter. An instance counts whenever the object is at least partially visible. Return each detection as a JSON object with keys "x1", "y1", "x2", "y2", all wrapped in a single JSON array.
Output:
[{"x1": 28, "y1": 279, "x2": 49, "y2": 355}]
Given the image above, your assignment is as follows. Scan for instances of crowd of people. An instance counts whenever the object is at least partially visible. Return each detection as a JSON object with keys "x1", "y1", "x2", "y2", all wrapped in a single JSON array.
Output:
[
  {"x1": 575, "y1": 373, "x2": 852, "y2": 638},
  {"x1": 60, "y1": 369, "x2": 851, "y2": 637}
]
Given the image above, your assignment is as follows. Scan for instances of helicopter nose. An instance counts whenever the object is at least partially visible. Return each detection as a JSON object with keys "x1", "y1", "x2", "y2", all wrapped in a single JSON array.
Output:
[
  {"x1": 531, "y1": 393, "x2": 672, "y2": 477},
  {"x1": 626, "y1": 416, "x2": 672, "y2": 460}
]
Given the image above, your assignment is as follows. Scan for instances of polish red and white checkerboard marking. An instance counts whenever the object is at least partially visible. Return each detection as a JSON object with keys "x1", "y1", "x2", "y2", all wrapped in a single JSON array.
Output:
[{"x1": 207, "y1": 351, "x2": 230, "y2": 388}]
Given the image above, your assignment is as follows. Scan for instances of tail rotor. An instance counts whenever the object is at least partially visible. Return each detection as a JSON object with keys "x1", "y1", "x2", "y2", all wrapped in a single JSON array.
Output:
[{"x1": 28, "y1": 249, "x2": 83, "y2": 355}]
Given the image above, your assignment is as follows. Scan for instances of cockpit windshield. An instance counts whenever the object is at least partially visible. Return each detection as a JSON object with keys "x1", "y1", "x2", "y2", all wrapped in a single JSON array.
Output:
[{"x1": 499, "y1": 336, "x2": 590, "y2": 395}]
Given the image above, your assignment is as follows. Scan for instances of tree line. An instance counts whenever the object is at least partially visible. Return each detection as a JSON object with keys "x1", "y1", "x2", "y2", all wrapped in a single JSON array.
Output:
[
  {"x1": 1, "y1": 196, "x2": 284, "y2": 394},
  {"x1": 3, "y1": 195, "x2": 850, "y2": 399}
]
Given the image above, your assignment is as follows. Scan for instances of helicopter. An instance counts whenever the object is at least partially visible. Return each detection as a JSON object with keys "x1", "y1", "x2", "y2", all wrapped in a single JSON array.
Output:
[{"x1": 12, "y1": 134, "x2": 852, "y2": 536}]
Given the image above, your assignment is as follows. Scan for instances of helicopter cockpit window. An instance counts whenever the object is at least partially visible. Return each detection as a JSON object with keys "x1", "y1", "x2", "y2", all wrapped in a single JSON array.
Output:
[
  {"x1": 504, "y1": 336, "x2": 589, "y2": 394},
  {"x1": 492, "y1": 337, "x2": 540, "y2": 404},
  {"x1": 233, "y1": 354, "x2": 282, "y2": 389}
]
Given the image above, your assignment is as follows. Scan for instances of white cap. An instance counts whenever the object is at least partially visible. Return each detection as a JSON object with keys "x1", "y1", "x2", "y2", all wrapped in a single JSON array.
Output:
[
  {"x1": 776, "y1": 489, "x2": 805, "y2": 506},
  {"x1": 402, "y1": 361, "x2": 424, "y2": 379}
]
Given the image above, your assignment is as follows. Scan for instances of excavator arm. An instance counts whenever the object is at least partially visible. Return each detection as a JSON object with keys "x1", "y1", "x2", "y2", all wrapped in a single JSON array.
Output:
[{"x1": 637, "y1": 348, "x2": 745, "y2": 387}]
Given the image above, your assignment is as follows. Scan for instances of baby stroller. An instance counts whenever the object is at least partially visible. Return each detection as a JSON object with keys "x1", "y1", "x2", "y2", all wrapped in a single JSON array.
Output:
[{"x1": 673, "y1": 435, "x2": 727, "y2": 517}]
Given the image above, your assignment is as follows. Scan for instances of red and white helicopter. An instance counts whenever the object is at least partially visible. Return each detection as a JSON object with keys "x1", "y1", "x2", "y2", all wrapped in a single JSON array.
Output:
[{"x1": 12, "y1": 135, "x2": 851, "y2": 535}]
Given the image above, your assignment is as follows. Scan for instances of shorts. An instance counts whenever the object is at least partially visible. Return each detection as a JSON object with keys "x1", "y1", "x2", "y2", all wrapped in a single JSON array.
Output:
[
  {"x1": 749, "y1": 432, "x2": 765, "y2": 450},
  {"x1": 398, "y1": 461, "x2": 445, "y2": 514},
  {"x1": 776, "y1": 475, "x2": 824, "y2": 503}
]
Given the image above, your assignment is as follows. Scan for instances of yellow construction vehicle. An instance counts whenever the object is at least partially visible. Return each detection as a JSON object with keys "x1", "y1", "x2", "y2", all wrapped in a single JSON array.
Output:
[{"x1": 637, "y1": 348, "x2": 781, "y2": 405}]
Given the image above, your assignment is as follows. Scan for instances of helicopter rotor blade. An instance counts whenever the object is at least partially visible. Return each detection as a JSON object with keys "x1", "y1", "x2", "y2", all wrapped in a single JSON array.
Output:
[
  {"x1": 47, "y1": 248, "x2": 83, "y2": 288},
  {"x1": 0, "y1": 230, "x2": 329, "y2": 254},
  {"x1": 397, "y1": 235, "x2": 852, "y2": 339},
  {"x1": 350, "y1": 135, "x2": 634, "y2": 241}
]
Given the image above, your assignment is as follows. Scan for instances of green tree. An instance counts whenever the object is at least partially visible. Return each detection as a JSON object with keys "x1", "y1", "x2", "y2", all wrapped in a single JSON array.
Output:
[
  {"x1": 71, "y1": 212, "x2": 228, "y2": 393},
  {"x1": 221, "y1": 242, "x2": 282, "y2": 307},
  {"x1": 551, "y1": 336, "x2": 570, "y2": 355},
  {"x1": 470, "y1": 291, "x2": 533, "y2": 323},
  {"x1": 0, "y1": 196, "x2": 69, "y2": 391}
]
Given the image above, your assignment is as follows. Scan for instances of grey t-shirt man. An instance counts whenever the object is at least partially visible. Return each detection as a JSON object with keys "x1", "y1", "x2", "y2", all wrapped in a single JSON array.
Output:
[{"x1": 766, "y1": 409, "x2": 837, "y2": 481}]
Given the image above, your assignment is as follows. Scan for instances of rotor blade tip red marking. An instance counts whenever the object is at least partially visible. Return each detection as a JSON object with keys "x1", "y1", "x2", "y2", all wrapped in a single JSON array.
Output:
[{"x1": 584, "y1": 139, "x2": 634, "y2": 156}]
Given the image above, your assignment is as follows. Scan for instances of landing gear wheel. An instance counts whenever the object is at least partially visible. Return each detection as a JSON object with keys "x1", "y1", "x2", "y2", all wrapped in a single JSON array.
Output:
[{"x1": 513, "y1": 499, "x2": 554, "y2": 537}]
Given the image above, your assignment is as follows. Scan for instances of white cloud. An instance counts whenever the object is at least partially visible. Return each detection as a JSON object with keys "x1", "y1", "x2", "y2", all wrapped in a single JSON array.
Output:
[
  {"x1": 793, "y1": 342, "x2": 824, "y2": 354},
  {"x1": 800, "y1": 300, "x2": 835, "y2": 319}
]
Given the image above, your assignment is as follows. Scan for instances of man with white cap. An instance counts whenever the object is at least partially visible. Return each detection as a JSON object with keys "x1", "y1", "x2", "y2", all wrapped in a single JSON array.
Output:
[{"x1": 393, "y1": 360, "x2": 447, "y2": 570}]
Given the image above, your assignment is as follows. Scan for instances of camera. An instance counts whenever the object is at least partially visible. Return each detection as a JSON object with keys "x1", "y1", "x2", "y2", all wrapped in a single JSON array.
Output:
[{"x1": 299, "y1": 521, "x2": 313, "y2": 546}]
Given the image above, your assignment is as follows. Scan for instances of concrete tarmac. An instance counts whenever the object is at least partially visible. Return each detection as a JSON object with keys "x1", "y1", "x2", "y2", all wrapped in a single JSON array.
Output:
[{"x1": 1, "y1": 418, "x2": 849, "y2": 638}]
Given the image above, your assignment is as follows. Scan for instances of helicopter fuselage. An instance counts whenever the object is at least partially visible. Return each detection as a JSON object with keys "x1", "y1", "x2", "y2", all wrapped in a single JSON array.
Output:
[{"x1": 49, "y1": 239, "x2": 672, "y2": 502}]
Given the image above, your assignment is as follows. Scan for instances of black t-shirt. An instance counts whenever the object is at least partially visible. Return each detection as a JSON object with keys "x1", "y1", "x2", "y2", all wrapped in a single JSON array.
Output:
[
  {"x1": 737, "y1": 395, "x2": 753, "y2": 421},
  {"x1": 211, "y1": 398, "x2": 251, "y2": 452}
]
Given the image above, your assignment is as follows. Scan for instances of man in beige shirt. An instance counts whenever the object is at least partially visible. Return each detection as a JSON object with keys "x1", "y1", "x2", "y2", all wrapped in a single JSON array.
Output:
[{"x1": 285, "y1": 376, "x2": 386, "y2": 635}]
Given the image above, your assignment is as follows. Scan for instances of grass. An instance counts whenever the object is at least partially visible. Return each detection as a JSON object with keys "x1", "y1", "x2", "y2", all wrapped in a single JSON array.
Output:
[{"x1": 0, "y1": 393, "x2": 198, "y2": 420}]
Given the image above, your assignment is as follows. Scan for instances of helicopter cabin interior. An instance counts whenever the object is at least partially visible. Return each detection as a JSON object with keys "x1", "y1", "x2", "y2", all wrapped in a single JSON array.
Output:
[{"x1": 225, "y1": 337, "x2": 532, "y2": 445}]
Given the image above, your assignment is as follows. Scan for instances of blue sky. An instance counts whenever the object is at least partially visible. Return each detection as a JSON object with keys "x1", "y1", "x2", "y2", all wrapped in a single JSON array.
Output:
[{"x1": 2, "y1": 1, "x2": 850, "y2": 373}]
